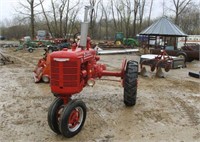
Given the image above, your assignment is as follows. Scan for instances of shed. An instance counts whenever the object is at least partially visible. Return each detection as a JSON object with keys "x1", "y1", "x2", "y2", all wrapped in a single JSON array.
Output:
[{"x1": 139, "y1": 17, "x2": 187, "y2": 49}]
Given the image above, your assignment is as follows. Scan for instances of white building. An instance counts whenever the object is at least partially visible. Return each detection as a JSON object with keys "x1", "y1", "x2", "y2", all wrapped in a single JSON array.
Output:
[{"x1": 178, "y1": 35, "x2": 200, "y2": 48}]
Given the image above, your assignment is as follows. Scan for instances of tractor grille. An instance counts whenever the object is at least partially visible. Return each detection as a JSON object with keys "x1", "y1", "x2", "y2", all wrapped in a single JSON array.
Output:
[{"x1": 51, "y1": 59, "x2": 79, "y2": 87}]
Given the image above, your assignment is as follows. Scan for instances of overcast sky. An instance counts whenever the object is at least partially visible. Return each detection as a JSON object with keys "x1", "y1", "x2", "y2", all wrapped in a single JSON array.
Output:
[
  {"x1": 0, "y1": 0, "x2": 199, "y2": 24},
  {"x1": 0, "y1": 0, "x2": 18, "y2": 21}
]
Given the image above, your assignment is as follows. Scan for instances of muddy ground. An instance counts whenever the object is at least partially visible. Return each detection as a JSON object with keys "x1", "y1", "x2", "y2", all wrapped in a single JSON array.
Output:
[{"x1": 0, "y1": 44, "x2": 200, "y2": 142}]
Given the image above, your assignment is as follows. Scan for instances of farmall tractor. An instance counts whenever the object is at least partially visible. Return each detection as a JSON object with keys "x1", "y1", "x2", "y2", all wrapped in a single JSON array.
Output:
[{"x1": 47, "y1": 6, "x2": 139, "y2": 138}]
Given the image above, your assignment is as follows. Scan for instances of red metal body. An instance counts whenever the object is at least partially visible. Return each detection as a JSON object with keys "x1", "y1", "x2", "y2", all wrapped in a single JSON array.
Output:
[
  {"x1": 50, "y1": 38, "x2": 126, "y2": 103},
  {"x1": 33, "y1": 50, "x2": 51, "y2": 83},
  {"x1": 47, "y1": 7, "x2": 138, "y2": 138}
]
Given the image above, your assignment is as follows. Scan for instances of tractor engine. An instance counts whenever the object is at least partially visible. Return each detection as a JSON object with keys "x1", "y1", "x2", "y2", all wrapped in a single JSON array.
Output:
[{"x1": 50, "y1": 45, "x2": 105, "y2": 97}]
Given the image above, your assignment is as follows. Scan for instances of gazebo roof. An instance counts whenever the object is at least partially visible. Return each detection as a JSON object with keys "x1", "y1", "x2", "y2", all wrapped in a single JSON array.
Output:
[{"x1": 139, "y1": 17, "x2": 187, "y2": 37}]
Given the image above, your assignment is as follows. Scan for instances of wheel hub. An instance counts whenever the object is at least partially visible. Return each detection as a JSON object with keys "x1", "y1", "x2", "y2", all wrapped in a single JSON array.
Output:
[
  {"x1": 68, "y1": 107, "x2": 83, "y2": 132},
  {"x1": 69, "y1": 109, "x2": 79, "y2": 127}
]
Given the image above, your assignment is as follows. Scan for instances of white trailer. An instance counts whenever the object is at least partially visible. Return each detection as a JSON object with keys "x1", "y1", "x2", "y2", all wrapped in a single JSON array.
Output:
[{"x1": 178, "y1": 35, "x2": 200, "y2": 48}]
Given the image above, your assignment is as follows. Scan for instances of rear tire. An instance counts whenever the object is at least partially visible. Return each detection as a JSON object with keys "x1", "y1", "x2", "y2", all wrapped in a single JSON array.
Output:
[
  {"x1": 187, "y1": 58, "x2": 194, "y2": 62},
  {"x1": 48, "y1": 98, "x2": 64, "y2": 134},
  {"x1": 28, "y1": 48, "x2": 34, "y2": 53},
  {"x1": 124, "y1": 60, "x2": 138, "y2": 106},
  {"x1": 177, "y1": 52, "x2": 187, "y2": 63},
  {"x1": 59, "y1": 99, "x2": 87, "y2": 138}
]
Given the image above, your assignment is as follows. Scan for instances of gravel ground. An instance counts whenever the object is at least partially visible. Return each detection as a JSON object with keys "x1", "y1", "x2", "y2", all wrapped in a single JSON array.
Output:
[{"x1": 0, "y1": 44, "x2": 200, "y2": 142}]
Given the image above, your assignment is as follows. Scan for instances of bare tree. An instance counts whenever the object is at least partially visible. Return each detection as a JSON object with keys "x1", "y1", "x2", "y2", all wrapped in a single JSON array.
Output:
[
  {"x1": 39, "y1": 0, "x2": 53, "y2": 36},
  {"x1": 64, "y1": 3, "x2": 81, "y2": 38},
  {"x1": 161, "y1": 0, "x2": 166, "y2": 16},
  {"x1": 51, "y1": 0, "x2": 59, "y2": 37},
  {"x1": 115, "y1": 2, "x2": 123, "y2": 32},
  {"x1": 110, "y1": 0, "x2": 117, "y2": 31},
  {"x1": 58, "y1": 0, "x2": 68, "y2": 37},
  {"x1": 49, "y1": 0, "x2": 68, "y2": 37},
  {"x1": 64, "y1": 0, "x2": 70, "y2": 37},
  {"x1": 124, "y1": 0, "x2": 132, "y2": 37},
  {"x1": 89, "y1": 0, "x2": 102, "y2": 39},
  {"x1": 138, "y1": 0, "x2": 146, "y2": 31},
  {"x1": 133, "y1": 0, "x2": 140, "y2": 36},
  {"x1": 101, "y1": 1, "x2": 109, "y2": 39},
  {"x1": 179, "y1": 3, "x2": 200, "y2": 34},
  {"x1": 50, "y1": 0, "x2": 67, "y2": 37},
  {"x1": 171, "y1": 0, "x2": 192, "y2": 25},
  {"x1": 18, "y1": 0, "x2": 41, "y2": 39},
  {"x1": 0, "y1": 17, "x2": 30, "y2": 39},
  {"x1": 98, "y1": 6, "x2": 104, "y2": 39},
  {"x1": 40, "y1": 0, "x2": 80, "y2": 38},
  {"x1": 5, "y1": 0, "x2": 199, "y2": 41},
  {"x1": 148, "y1": 0, "x2": 154, "y2": 26},
  {"x1": 114, "y1": 0, "x2": 133, "y2": 37}
]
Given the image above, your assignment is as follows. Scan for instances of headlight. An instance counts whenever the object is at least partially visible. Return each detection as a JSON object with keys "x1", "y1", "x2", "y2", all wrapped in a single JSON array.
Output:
[
  {"x1": 87, "y1": 78, "x2": 95, "y2": 87},
  {"x1": 42, "y1": 75, "x2": 50, "y2": 83}
]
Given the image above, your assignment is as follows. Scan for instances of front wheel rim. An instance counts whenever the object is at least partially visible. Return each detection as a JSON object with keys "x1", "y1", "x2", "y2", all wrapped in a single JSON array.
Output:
[
  {"x1": 68, "y1": 107, "x2": 84, "y2": 132},
  {"x1": 57, "y1": 106, "x2": 64, "y2": 125}
]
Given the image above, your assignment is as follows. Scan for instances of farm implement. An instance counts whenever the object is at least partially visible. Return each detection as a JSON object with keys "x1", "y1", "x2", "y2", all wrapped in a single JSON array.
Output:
[
  {"x1": 0, "y1": 52, "x2": 14, "y2": 65},
  {"x1": 46, "y1": 6, "x2": 139, "y2": 138},
  {"x1": 33, "y1": 48, "x2": 51, "y2": 83},
  {"x1": 33, "y1": 39, "x2": 72, "y2": 83},
  {"x1": 140, "y1": 50, "x2": 173, "y2": 78}
]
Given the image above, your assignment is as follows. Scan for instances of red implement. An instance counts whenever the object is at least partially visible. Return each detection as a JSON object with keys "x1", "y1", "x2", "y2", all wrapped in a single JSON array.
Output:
[
  {"x1": 33, "y1": 49, "x2": 50, "y2": 83},
  {"x1": 140, "y1": 50, "x2": 173, "y2": 77}
]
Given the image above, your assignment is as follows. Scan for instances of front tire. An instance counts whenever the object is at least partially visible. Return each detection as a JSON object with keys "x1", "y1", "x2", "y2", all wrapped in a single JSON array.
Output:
[
  {"x1": 59, "y1": 99, "x2": 87, "y2": 138},
  {"x1": 124, "y1": 60, "x2": 138, "y2": 106},
  {"x1": 48, "y1": 98, "x2": 64, "y2": 134}
]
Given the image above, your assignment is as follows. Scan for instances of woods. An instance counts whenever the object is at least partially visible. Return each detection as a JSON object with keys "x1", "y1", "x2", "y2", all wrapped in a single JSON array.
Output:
[{"x1": 0, "y1": 0, "x2": 199, "y2": 40}]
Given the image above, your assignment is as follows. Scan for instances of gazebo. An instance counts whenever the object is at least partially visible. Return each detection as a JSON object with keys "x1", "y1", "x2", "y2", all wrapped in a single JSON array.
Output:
[{"x1": 139, "y1": 17, "x2": 187, "y2": 50}]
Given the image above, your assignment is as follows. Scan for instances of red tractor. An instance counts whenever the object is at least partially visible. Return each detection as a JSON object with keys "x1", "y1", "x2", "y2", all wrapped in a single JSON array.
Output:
[{"x1": 47, "y1": 6, "x2": 138, "y2": 138}]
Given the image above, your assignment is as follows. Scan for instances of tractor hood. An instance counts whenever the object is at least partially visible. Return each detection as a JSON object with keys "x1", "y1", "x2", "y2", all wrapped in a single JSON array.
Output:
[{"x1": 50, "y1": 48, "x2": 97, "y2": 62}]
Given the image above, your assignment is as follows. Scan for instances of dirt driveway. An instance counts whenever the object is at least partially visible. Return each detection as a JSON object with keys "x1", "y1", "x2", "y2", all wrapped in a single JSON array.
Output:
[{"x1": 0, "y1": 46, "x2": 200, "y2": 142}]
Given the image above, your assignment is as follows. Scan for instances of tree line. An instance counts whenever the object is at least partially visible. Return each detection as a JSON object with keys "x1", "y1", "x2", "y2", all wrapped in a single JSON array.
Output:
[{"x1": 0, "y1": 0, "x2": 199, "y2": 40}]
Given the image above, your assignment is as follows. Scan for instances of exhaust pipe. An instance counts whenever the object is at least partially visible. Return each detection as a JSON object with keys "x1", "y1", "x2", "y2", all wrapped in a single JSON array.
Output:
[{"x1": 80, "y1": 6, "x2": 93, "y2": 48}]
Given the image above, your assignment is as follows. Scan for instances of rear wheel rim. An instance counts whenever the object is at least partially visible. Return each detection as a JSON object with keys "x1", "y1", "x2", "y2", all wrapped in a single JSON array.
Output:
[
  {"x1": 179, "y1": 55, "x2": 183, "y2": 58},
  {"x1": 178, "y1": 54, "x2": 185, "y2": 60}
]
